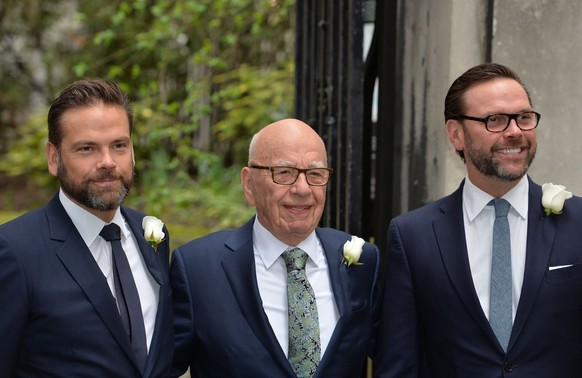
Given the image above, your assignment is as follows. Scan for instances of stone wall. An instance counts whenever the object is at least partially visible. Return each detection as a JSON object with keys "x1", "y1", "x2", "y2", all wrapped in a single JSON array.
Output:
[{"x1": 398, "y1": 0, "x2": 582, "y2": 212}]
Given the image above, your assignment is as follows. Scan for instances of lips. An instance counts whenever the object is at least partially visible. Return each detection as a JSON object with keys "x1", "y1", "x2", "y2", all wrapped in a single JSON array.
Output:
[
  {"x1": 286, "y1": 205, "x2": 312, "y2": 213},
  {"x1": 496, "y1": 147, "x2": 523, "y2": 154},
  {"x1": 90, "y1": 173, "x2": 121, "y2": 187}
]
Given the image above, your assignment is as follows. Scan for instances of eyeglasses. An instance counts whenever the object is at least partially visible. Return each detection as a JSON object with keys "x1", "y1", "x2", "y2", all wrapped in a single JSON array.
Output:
[
  {"x1": 455, "y1": 111, "x2": 541, "y2": 132},
  {"x1": 250, "y1": 165, "x2": 333, "y2": 186}
]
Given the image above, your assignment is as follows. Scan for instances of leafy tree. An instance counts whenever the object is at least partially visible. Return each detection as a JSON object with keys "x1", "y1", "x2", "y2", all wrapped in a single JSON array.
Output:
[{"x1": 0, "y1": 0, "x2": 295, "y2": 229}]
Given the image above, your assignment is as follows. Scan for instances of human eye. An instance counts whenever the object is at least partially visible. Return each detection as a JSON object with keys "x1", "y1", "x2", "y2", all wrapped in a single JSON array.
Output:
[
  {"x1": 517, "y1": 112, "x2": 534, "y2": 121},
  {"x1": 75, "y1": 144, "x2": 95, "y2": 153},
  {"x1": 307, "y1": 169, "x2": 325, "y2": 179},
  {"x1": 487, "y1": 114, "x2": 505, "y2": 123},
  {"x1": 274, "y1": 167, "x2": 294, "y2": 176},
  {"x1": 113, "y1": 142, "x2": 129, "y2": 150}
]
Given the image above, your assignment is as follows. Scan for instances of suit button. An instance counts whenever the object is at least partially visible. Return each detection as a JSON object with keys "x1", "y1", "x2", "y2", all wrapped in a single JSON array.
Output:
[{"x1": 504, "y1": 362, "x2": 514, "y2": 372}]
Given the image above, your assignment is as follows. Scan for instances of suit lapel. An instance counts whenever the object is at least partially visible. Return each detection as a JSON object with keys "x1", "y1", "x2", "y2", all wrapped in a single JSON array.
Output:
[
  {"x1": 313, "y1": 229, "x2": 351, "y2": 376},
  {"x1": 434, "y1": 185, "x2": 497, "y2": 341},
  {"x1": 46, "y1": 197, "x2": 140, "y2": 369},
  {"x1": 122, "y1": 208, "x2": 171, "y2": 376},
  {"x1": 221, "y1": 218, "x2": 294, "y2": 376},
  {"x1": 123, "y1": 209, "x2": 164, "y2": 285},
  {"x1": 509, "y1": 181, "x2": 554, "y2": 350}
]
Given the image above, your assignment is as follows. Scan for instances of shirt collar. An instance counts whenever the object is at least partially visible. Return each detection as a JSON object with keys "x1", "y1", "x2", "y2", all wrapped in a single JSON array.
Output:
[
  {"x1": 253, "y1": 216, "x2": 320, "y2": 269},
  {"x1": 58, "y1": 189, "x2": 128, "y2": 247},
  {"x1": 463, "y1": 175, "x2": 529, "y2": 221}
]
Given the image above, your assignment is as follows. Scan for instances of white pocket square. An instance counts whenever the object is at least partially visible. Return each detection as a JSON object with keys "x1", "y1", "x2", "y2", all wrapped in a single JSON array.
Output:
[{"x1": 548, "y1": 264, "x2": 574, "y2": 271}]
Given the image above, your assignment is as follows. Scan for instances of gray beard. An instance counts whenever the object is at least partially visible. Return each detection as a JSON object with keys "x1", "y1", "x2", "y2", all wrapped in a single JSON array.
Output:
[{"x1": 57, "y1": 161, "x2": 132, "y2": 211}]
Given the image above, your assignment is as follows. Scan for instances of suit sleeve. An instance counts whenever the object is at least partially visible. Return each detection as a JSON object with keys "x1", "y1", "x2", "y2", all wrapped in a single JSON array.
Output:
[
  {"x1": 169, "y1": 247, "x2": 196, "y2": 378},
  {"x1": 373, "y1": 219, "x2": 423, "y2": 378},
  {"x1": 0, "y1": 234, "x2": 28, "y2": 377}
]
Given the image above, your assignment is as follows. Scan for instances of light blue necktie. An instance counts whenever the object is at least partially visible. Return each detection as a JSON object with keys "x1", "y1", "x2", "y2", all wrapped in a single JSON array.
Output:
[
  {"x1": 282, "y1": 247, "x2": 320, "y2": 377},
  {"x1": 489, "y1": 199, "x2": 512, "y2": 352}
]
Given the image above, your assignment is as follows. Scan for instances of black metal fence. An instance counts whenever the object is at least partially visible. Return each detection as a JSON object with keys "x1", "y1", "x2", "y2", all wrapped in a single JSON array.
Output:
[{"x1": 295, "y1": 0, "x2": 398, "y2": 251}]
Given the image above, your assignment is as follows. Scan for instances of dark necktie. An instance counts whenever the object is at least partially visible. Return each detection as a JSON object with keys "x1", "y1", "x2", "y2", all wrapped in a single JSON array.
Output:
[
  {"x1": 282, "y1": 247, "x2": 320, "y2": 377},
  {"x1": 100, "y1": 223, "x2": 147, "y2": 372},
  {"x1": 489, "y1": 199, "x2": 512, "y2": 352}
]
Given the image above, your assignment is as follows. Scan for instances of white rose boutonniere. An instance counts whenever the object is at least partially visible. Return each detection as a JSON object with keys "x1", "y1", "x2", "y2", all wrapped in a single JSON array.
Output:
[
  {"x1": 342, "y1": 235, "x2": 365, "y2": 267},
  {"x1": 542, "y1": 183, "x2": 573, "y2": 216},
  {"x1": 142, "y1": 216, "x2": 165, "y2": 252}
]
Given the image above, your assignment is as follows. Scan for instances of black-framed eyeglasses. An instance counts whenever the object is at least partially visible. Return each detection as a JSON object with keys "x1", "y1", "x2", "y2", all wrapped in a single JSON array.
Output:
[
  {"x1": 454, "y1": 111, "x2": 541, "y2": 132},
  {"x1": 250, "y1": 165, "x2": 333, "y2": 186}
]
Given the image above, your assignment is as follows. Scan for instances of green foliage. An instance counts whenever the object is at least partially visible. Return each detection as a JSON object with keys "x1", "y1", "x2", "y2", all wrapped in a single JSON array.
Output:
[
  {"x1": 0, "y1": 110, "x2": 57, "y2": 190},
  {"x1": 0, "y1": 0, "x2": 295, "y2": 232},
  {"x1": 212, "y1": 61, "x2": 295, "y2": 165}
]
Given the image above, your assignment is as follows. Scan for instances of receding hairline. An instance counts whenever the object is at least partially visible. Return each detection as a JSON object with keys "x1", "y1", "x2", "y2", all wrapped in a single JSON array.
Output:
[{"x1": 247, "y1": 119, "x2": 326, "y2": 164}]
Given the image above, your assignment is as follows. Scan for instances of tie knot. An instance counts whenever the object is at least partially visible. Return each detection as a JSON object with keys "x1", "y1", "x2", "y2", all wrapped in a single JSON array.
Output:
[
  {"x1": 282, "y1": 247, "x2": 308, "y2": 271},
  {"x1": 492, "y1": 198, "x2": 511, "y2": 218},
  {"x1": 100, "y1": 223, "x2": 121, "y2": 242}
]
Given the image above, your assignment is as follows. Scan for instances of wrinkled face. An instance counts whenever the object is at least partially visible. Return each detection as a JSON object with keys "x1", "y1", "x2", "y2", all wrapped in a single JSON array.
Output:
[
  {"x1": 241, "y1": 123, "x2": 328, "y2": 246},
  {"x1": 446, "y1": 78, "x2": 537, "y2": 192},
  {"x1": 46, "y1": 104, "x2": 134, "y2": 221}
]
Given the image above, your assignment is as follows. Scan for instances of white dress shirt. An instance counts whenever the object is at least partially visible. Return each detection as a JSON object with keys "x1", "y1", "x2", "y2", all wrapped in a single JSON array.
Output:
[
  {"x1": 253, "y1": 217, "x2": 339, "y2": 358},
  {"x1": 59, "y1": 190, "x2": 159, "y2": 351},
  {"x1": 462, "y1": 176, "x2": 528, "y2": 321}
]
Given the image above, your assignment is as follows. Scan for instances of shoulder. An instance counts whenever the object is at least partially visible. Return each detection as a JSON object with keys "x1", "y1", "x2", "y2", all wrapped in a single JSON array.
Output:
[
  {"x1": 177, "y1": 228, "x2": 240, "y2": 250},
  {"x1": 172, "y1": 226, "x2": 248, "y2": 263},
  {"x1": 394, "y1": 192, "x2": 458, "y2": 224},
  {"x1": 0, "y1": 206, "x2": 49, "y2": 242}
]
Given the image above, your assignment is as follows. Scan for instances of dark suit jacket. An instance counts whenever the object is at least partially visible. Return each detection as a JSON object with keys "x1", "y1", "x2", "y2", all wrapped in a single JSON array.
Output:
[
  {"x1": 373, "y1": 177, "x2": 582, "y2": 378},
  {"x1": 0, "y1": 194, "x2": 173, "y2": 377},
  {"x1": 171, "y1": 216, "x2": 381, "y2": 377}
]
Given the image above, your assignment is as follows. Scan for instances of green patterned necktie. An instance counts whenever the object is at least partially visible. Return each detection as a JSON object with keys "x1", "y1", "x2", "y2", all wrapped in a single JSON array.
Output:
[{"x1": 282, "y1": 247, "x2": 321, "y2": 377}]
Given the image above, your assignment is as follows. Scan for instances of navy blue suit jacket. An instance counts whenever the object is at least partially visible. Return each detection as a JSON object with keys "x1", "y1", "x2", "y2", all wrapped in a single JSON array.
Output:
[
  {"x1": 0, "y1": 194, "x2": 173, "y2": 377},
  {"x1": 373, "y1": 178, "x2": 582, "y2": 377},
  {"x1": 171, "y1": 217, "x2": 381, "y2": 377}
]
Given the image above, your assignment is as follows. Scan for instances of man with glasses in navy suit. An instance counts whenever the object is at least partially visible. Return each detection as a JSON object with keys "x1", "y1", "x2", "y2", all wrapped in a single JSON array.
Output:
[
  {"x1": 373, "y1": 63, "x2": 582, "y2": 377},
  {"x1": 171, "y1": 118, "x2": 381, "y2": 377}
]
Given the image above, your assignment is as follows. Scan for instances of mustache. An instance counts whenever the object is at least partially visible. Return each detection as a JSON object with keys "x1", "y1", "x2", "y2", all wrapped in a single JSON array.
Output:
[
  {"x1": 494, "y1": 140, "x2": 530, "y2": 149},
  {"x1": 90, "y1": 170, "x2": 122, "y2": 181}
]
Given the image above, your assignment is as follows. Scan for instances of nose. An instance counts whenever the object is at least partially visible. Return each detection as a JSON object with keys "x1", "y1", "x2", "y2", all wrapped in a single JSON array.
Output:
[
  {"x1": 98, "y1": 149, "x2": 117, "y2": 169},
  {"x1": 292, "y1": 172, "x2": 312, "y2": 194},
  {"x1": 504, "y1": 118, "x2": 523, "y2": 135}
]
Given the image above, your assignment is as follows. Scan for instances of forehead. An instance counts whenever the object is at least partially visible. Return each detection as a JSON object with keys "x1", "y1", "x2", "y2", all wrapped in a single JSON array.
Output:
[
  {"x1": 59, "y1": 105, "x2": 130, "y2": 140},
  {"x1": 254, "y1": 126, "x2": 327, "y2": 163},
  {"x1": 464, "y1": 78, "x2": 531, "y2": 113},
  {"x1": 263, "y1": 138, "x2": 326, "y2": 164}
]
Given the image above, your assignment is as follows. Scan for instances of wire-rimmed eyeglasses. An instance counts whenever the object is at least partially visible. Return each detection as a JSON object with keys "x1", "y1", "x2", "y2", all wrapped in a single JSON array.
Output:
[
  {"x1": 454, "y1": 111, "x2": 541, "y2": 132},
  {"x1": 250, "y1": 165, "x2": 333, "y2": 186}
]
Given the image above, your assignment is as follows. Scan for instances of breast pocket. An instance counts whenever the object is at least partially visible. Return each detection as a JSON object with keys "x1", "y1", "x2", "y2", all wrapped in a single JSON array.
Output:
[{"x1": 546, "y1": 263, "x2": 582, "y2": 284}]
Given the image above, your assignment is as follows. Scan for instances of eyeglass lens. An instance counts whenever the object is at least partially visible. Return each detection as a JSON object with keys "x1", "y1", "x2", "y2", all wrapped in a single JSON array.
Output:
[
  {"x1": 272, "y1": 167, "x2": 330, "y2": 185},
  {"x1": 487, "y1": 112, "x2": 538, "y2": 131}
]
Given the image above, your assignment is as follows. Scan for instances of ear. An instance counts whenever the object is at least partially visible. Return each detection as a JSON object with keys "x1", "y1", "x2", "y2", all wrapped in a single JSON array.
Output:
[
  {"x1": 46, "y1": 142, "x2": 59, "y2": 177},
  {"x1": 446, "y1": 119, "x2": 465, "y2": 154},
  {"x1": 240, "y1": 167, "x2": 256, "y2": 206}
]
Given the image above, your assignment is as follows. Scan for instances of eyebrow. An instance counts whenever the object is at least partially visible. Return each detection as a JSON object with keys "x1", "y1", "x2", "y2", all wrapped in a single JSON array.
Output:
[{"x1": 70, "y1": 136, "x2": 131, "y2": 148}]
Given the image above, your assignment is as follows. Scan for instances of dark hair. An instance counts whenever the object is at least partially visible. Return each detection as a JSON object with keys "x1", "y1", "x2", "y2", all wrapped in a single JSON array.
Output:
[
  {"x1": 444, "y1": 63, "x2": 532, "y2": 121},
  {"x1": 47, "y1": 79, "x2": 133, "y2": 147}
]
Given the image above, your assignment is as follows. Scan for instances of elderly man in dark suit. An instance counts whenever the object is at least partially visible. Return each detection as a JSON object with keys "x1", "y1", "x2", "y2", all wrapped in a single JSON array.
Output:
[
  {"x1": 171, "y1": 118, "x2": 381, "y2": 377},
  {"x1": 0, "y1": 79, "x2": 173, "y2": 377}
]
